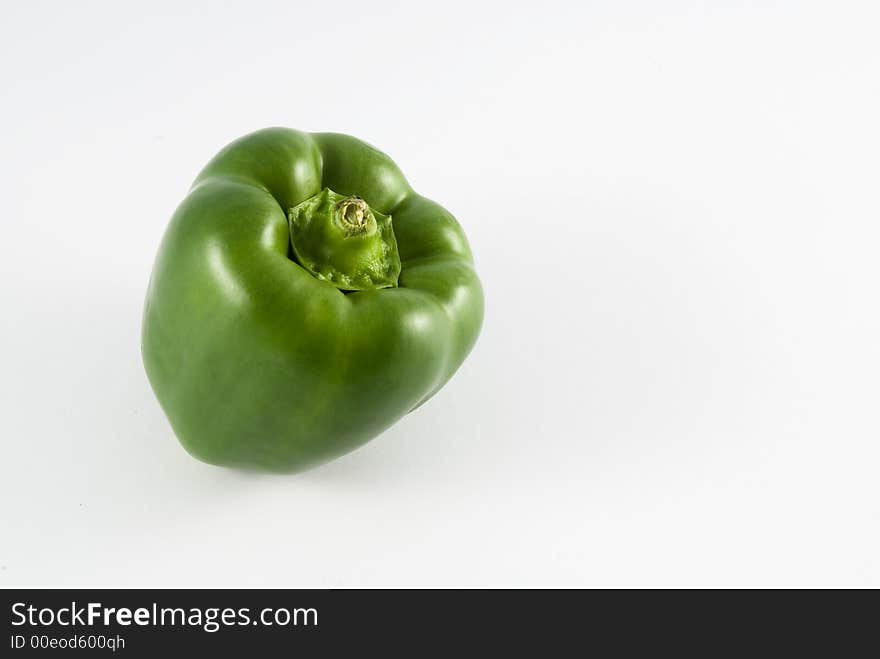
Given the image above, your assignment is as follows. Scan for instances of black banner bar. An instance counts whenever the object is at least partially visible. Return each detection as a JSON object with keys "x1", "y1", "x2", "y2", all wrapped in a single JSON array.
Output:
[{"x1": 1, "y1": 588, "x2": 875, "y2": 654}]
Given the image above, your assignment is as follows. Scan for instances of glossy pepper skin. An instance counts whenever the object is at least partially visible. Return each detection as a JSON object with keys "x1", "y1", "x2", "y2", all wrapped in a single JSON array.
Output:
[{"x1": 142, "y1": 128, "x2": 483, "y2": 472}]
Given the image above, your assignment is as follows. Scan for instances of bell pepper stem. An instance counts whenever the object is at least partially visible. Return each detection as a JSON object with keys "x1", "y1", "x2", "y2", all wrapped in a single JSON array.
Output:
[
  {"x1": 334, "y1": 196, "x2": 374, "y2": 236},
  {"x1": 288, "y1": 188, "x2": 401, "y2": 291}
]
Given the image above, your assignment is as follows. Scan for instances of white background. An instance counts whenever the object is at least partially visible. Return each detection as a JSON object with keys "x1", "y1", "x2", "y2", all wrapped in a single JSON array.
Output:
[{"x1": 1, "y1": 1, "x2": 878, "y2": 587}]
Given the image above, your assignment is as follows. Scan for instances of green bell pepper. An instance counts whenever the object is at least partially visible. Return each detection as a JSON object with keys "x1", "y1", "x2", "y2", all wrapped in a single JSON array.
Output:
[{"x1": 142, "y1": 128, "x2": 483, "y2": 472}]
